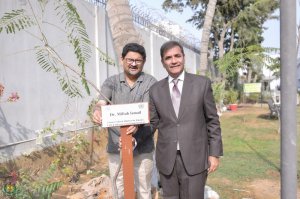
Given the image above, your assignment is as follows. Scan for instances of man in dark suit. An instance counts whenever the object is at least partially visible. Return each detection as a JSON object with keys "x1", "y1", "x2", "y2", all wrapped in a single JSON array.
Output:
[{"x1": 149, "y1": 41, "x2": 223, "y2": 199}]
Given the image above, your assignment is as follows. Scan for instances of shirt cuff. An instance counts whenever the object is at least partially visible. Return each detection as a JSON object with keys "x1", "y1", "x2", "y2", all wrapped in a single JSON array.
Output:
[{"x1": 133, "y1": 138, "x2": 137, "y2": 150}]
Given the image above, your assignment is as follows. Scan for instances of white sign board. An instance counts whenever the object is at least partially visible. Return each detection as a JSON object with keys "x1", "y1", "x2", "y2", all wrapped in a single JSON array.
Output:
[
  {"x1": 101, "y1": 102, "x2": 149, "y2": 127},
  {"x1": 244, "y1": 83, "x2": 262, "y2": 93}
]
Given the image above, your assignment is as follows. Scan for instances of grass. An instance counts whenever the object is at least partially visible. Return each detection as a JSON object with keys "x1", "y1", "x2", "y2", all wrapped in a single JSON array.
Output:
[{"x1": 206, "y1": 105, "x2": 299, "y2": 199}]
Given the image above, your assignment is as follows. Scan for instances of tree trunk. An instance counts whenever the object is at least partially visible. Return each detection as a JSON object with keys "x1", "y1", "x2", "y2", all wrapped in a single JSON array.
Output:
[
  {"x1": 247, "y1": 68, "x2": 252, "y2": 83},
  {"x1": 199, "y1": 0, "x2": 217, "y2": 75},
  {"x1": 208, "y1": 48, "x2": 216, "y2": 79},
  {"x1": 106, "y1": 0, "x2": 143, "y2": 60},
  {"x1": 253, "y1": 74, "x2": 257, "y2": 83},
  {"x1": 230, "y1": 28, "x2": 235, "y2": 51},
  {"x1": 218, "y1": 23, "x2": 227, "y2": 59}
]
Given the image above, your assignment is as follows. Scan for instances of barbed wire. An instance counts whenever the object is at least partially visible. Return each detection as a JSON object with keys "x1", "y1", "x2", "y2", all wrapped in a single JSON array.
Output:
[
  {"x1": 85, "y1": 0, "x2": 200, "y2": 53},
  {"x1": 85, "y1": 0, "x2": 107, "y2": 7},
  {"x1": 129, "y1": 0, "x2": 200, "y2": 53}
]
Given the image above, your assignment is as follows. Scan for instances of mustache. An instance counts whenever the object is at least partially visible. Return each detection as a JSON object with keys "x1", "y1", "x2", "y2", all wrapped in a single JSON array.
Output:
[{"x1": 129, "y1": 66, "x2": 138, "y2": 69}]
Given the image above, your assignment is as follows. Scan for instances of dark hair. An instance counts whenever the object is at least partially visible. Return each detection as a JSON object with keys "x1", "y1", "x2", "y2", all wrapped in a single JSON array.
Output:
[
  {"x1": 160, "y1": 41, "x2": 185, "y2": 58},
  {"x1": 121, "y1": 43, "x2": 146, "y2": 60}
]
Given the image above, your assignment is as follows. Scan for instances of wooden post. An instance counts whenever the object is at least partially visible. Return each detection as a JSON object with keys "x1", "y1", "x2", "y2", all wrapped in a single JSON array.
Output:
[
  {"x1": 89, "y1": 127, "x2": 94, "y2": 167},
  {"x1": 120, "y1": 126, "x2": 135, "y2": 199}
]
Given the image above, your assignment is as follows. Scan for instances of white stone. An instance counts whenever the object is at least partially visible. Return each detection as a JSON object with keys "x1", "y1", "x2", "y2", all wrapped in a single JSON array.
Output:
[{"x1": 205, "y1": 185, "x2": 220, "y2": 199}]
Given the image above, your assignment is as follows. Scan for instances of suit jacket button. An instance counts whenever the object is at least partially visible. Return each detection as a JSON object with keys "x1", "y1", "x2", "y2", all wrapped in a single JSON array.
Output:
[{"x1": 177, "y1": 124, "x2": 180, "y2": 127}]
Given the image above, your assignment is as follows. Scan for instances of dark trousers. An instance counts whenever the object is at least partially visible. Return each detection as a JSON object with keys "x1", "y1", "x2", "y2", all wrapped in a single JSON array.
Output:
[{"x1": 159, "y1": 151, "x2": 208, "y2": 199}]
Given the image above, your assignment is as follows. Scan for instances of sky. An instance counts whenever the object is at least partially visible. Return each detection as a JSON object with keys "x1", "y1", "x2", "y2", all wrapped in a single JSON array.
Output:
[
  {"x1": 130, "y1": 0, "x2": 300, "y2": 49},
  {"x1": 130, "y1": 0, "x2": 202, "y2": 40}
]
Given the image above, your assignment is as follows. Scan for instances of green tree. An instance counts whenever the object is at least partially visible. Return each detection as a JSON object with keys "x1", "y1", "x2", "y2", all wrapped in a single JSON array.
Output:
[
  {"x1": 209, "y1": 0, "x2": 278, "y2": 84},
  {"x1": 162, "y1": 0, "x2": 218, "y2": 75},
  {"x1": 162, "y1": 0, "x2": 279, "y2": 83},
  {"x1": 0, "y1": 0, "x2": 114, "y2": 99},
  {"x1": 214, "y1": 45, "x2": 278, "y2": 87}
]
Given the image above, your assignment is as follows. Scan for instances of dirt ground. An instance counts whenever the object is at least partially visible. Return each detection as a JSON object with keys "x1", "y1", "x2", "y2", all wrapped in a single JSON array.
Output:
[
  {"x1": 250, "y1": 179, "x2": 300, "y2": 199},
  {"x1": 0, "y1": 127, "x2": 109, "y2": 198},
  {"x1": 0, "y1": 105, "x2": 299, "y2": 198}
]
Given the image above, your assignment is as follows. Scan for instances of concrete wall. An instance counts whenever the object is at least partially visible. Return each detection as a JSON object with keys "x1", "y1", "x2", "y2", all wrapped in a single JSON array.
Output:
[
  {"x1": 0, "y1": 0, "x2": 200, "y2": 161},
  {"x1": 297, "y1": 58, "x2": 300, "y2": 90}
]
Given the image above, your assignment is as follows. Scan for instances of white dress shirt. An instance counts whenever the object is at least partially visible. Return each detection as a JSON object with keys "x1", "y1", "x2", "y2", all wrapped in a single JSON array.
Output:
[{"x1": 168, "y1": 71, "x2": 184, "y2": 96}]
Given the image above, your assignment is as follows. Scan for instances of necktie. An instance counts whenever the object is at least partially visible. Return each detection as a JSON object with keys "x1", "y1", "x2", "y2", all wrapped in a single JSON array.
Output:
[{"x1": 172, "y1": 79, "x2": 181, "y2": 117}]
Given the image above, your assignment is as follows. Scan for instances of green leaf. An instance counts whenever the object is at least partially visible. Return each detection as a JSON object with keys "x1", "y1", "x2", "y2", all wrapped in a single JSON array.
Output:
[
  {"x1": 215, "y1": 44, "x2": 278, "y2": 79},
  {"x1": 0, "y1": 9, "x2": 35, "y2": 34},
  {"x1": 35, "y1": 46, "x2": 83, "y2": 98},
  {"x1": 55, "y1": 0, "x2": 92, "y2": 95}
]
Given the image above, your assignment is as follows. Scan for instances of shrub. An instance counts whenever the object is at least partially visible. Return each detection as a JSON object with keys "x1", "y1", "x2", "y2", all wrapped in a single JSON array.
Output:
[
  {"x1": 225, "y1": 89, "x2": 239, "y2": 104},
  {"x1": 212, "y1": 82, "x2": 225, "y2": 105},
  {"x1": 245, "y1": 93, "x2": 261, "y2": 103}
]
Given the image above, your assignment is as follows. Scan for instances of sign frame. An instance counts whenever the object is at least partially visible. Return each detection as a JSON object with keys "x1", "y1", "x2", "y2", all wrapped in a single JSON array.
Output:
[{"x1": 101, "y1": 102, "x2": 149, "y2": 128}]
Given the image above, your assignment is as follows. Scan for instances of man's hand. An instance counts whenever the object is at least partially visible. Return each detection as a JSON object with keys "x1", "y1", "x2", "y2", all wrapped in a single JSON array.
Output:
[
  {"x1": 92, "y1": 100, "x2": 107, "y2": 125},
  {"x1": 119, "y1": 137, "x2": 136, "y2": 150},
  {"x1": 126, "y1": 125, "x2": 138, "y2": 135},
  {"x1": 118, "y1": 125, "x2": 138, "y2": 150},
  {"x1": 92, "y1": 107, "x2": 102, "y2": 125},
  {"x1": 208, "y1": 156, "x2": 220, "y2": 174}
]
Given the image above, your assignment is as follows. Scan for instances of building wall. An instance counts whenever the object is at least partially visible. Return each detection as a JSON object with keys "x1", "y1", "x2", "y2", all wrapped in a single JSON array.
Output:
[
  {"x1": 0, "y1": 0, "x2": 200, "y2": 161},
  {"x1": 297, "y1": 58, "x2": 300, "y2": 90}
]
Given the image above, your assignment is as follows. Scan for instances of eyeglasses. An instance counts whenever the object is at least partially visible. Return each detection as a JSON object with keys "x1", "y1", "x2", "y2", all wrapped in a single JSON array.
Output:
[{"x1": 125, "y1": 58, "x2": 144, "y2": 65}]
